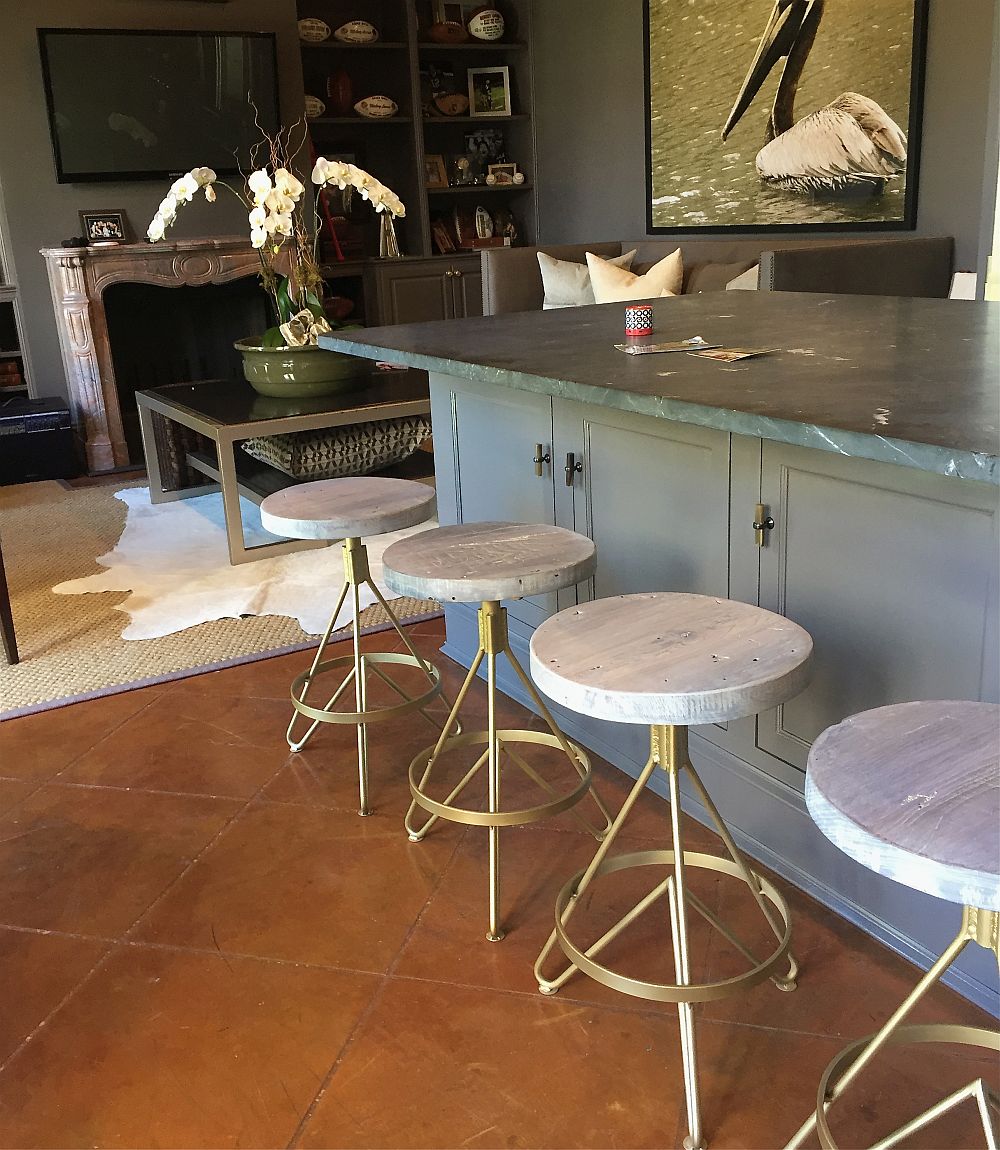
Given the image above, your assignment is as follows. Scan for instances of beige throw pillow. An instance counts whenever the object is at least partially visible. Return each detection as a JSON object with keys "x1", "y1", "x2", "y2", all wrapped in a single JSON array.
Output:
[
  {"x1": 537, "y1": 249, "x2": 637, "y2": 309},
  {"x1": 725, "y1": 264, "x2": 760, "y2": 291},
  {"x1": 587, "y1": 248, "x2": 683, "y2": 303}
]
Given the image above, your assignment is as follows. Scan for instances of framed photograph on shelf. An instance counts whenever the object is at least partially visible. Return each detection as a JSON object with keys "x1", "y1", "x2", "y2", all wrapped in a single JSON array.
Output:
[
  {"x1": 468, "y1": 65, "x2": 511, "y2": 118},
  {"x1": 644, "y1": 0, "x2": 928, "y2": 232},
  {"x1": 431, "y1": 216, "x2": 456, "y2": 254},
  {"x1": 78, "y1": 209, "x2": 131, "y2": 244},
  {"x1": 487, "y1": 162, "x2": 520, "y2": 185},
  {"x1": 424, "y1": 153, "x2": 449, "y2": 189}
]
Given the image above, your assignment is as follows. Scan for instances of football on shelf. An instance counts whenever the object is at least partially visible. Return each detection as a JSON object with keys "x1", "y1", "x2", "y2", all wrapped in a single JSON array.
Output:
[
  {"x1": 304, "y1": 95, "x2": 326, "y2": 118},
  {"x1": 297, "y1": 17, "x2": 331, "y2": 42},
  {"x1": 433, "y1": 93, "x2": 470, "y2": 117},
  {"x1": 467, "y1": 7, "x2": 505, "y2": 41},
  {"x1": 334, "y1": 20, "x2": 379, "y2": 43},
  {"x1": 354, "y1": 95, "x2": 398, "y2": 118},
  {"x1": 427, "y1": 21, "x2": 469, "y2": 43}
]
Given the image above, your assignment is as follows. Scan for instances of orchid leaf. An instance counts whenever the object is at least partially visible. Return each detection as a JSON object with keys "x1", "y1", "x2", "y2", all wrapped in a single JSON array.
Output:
[
  {"x1": 276, "y1": 276, "x2": 295, "y2": 324},
  {"x1": 303, "y1": 290, "x2": 326, "y2": 322},
  {"x1": 261, "y1": 326, "x2": 286, "y2": 349}
]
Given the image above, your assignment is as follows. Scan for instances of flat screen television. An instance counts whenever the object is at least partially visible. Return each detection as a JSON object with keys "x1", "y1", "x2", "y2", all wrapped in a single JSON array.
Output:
[{"x1": 38, "y1": 28, "x2": 280, "y2": 183}]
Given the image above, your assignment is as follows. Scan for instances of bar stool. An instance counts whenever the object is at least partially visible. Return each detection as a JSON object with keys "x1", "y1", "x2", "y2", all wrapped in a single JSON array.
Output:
[
  {"x1": 787, "y1": 700, "x2": 1000, "y2": 1150},
  {"x1": 529, "y1": 592, "x2": 813, "y2": 1150},
  {"x1": 260, "y1": 476, "x2": 446, "y2": 816},
  {"x1": 381, "y1": 520, "x2": 613, "y2": 942}
]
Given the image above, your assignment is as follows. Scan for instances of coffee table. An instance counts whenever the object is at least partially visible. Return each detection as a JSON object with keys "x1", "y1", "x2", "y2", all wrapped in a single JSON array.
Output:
[{"x1": 136, "y1": 371, "x2": 431, "y2": 565}]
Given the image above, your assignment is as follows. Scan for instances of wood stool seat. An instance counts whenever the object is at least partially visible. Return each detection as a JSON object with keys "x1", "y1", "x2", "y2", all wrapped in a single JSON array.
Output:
[
  {"x1": 788, "y1": 700, "x2": 1000, "y2": 1150},
  {"x1": 382, "y1": 520, "x2": 609, "y2": 943},
  {"x1": 260, "y1": 476, "x2": 435, "y2": 540},
  {"x1": 807, "y1": 700, "x2": 1000, "y2": 911},
  {"x1": 381, "y1": 521, "x2": 596, "y2": 603},
  {"x1": 530, "y1": 591, "x2": 814, "y2": 1150},
  {"x1": 530, "y1": 592, "x2": 814, "y2": 726},
  {"x1": 257, "y1": 476, "x2": 443, "y2": 816}
]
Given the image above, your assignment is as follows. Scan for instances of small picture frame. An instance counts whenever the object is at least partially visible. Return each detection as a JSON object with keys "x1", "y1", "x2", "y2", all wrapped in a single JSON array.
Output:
[
  {"x1": 487, "y1": 162, "x2": 518, "y2": 185},
  {"x1": 424, "y1": 153, "x2": 449, "y2": 189},
  {"x1": 79, "y1": 209, "x2": 130, "y2": 244},
  {"x1": 468, "y1": 65, "x2": 511, "y2": 118}
]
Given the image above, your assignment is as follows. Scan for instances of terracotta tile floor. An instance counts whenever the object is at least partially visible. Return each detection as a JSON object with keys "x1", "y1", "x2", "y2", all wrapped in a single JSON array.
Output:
[{"x1": 0, "y1": 616, "x2": 996, "y2": 1149}]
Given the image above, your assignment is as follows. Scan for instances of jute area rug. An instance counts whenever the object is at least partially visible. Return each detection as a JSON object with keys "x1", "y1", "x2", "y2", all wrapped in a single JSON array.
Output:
[{"x1": 0, "y1": 480, "x2": 441, "y2": 720}]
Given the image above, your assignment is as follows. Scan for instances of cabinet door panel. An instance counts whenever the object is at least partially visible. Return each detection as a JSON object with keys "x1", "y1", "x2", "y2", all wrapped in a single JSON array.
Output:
[
  {"x1": 451, "y1": 379, "x2": 556, "y2": 623},
  {"x1": 558, "y1": 403, "x2": 730, "y2": 600},
  {"x1": 453, "y1": 267, "x2": 483, "y2": 318},
  {"x1": 758, "y1": 444, "x2": 999, "y2": 771},
  {"x1": 376, "y1": 270, "x2": 452, "y2": 326}
]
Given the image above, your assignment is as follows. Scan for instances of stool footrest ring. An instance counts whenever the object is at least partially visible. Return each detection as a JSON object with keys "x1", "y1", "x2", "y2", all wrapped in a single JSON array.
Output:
[
  {"x1": 550, "y1": 849, "x2": 794, "y2": 1004},
  {"x1": 290, "y1": 650, "x2": 442, "y2": 727},
  {"x1": 408, "y1": 729, "x2": 593, "y2": 828}
]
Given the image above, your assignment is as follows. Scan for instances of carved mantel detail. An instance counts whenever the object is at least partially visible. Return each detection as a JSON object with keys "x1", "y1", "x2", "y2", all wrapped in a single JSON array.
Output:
[{"x1": 41, "y1": 237, "x2": 259, "y2": 472}]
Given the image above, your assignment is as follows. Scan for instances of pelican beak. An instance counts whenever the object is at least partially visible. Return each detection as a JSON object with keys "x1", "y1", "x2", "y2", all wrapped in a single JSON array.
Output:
[{"x1": 722, "y1": 0, "x2": 809, "y2": 140}]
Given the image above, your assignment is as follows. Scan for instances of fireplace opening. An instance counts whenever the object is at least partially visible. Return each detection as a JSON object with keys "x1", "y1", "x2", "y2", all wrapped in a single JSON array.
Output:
[{"x1": 103, "y1": 277, "x2": 271, "y2": 463}]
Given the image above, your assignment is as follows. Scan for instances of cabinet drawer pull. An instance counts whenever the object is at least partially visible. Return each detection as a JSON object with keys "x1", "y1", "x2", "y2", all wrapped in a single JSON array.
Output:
[
  {"x1": 753, "y1": 503, "x2": 775, "y2": 547},
  {"x1": 564, "y1": 452, "x2": 583, "y2": 486},
  {"x1": 532, "y1": 443, "x2": 551, "y2": 477}
]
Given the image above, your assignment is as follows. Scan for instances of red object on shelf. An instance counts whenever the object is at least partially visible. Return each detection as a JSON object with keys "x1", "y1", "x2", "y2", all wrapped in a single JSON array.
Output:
[{"x1": 326, "y1": 68, "x2": 353, "y2": 116}]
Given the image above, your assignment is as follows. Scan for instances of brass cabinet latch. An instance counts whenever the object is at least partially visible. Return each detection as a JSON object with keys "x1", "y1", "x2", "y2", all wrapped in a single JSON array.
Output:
[
  {"x1": 533, "y1": 443, "x2": 551, "y2": 476},
  {"x1": 753, "y1": 503, "x2": 775, "y2": 547},
  {"x1": 564, "y1": 452, "x2": 583, "y2": 486}
]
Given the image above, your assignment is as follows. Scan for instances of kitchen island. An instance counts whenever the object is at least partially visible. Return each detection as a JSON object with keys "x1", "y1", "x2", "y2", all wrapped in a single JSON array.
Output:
[{"x1": 321, "y1": 291, "x2": 999, "y2": 1009}]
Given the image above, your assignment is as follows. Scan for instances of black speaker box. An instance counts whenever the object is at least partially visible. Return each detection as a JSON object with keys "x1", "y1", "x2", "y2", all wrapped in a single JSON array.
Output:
[{"x1": 0, "y1": 396, "x2": 77, "y2": 484}]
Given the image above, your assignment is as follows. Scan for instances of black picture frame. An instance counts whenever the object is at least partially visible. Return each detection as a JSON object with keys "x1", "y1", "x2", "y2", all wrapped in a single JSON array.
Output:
[
  {"x1": 78, "y1": 209, "x2": 131, "y2": 244},
  {"x1": 643, "y1": 0, "x2": 929, "y2": 234}
]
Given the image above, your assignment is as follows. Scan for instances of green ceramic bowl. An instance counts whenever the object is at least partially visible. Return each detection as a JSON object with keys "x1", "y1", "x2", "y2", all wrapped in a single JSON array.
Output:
[{"x1": 235, "y1": 339, "x2": 367, "y2": 398}]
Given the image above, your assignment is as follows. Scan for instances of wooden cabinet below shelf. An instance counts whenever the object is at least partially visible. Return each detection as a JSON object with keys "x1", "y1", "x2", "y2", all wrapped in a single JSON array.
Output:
[{"x1": 369, "y1": 255, "x2": 482, "y2": 325}]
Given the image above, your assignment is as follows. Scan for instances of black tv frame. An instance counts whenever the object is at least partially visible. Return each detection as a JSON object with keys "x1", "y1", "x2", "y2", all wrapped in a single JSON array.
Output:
[{"x1": 37, "y1": 27, "x2": 281, "y2": 184}]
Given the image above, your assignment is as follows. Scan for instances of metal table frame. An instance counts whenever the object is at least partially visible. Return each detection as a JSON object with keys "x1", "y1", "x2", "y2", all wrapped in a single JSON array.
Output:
[{"x1": 136, "y1": 377, "x2": 431, "y2": 565}]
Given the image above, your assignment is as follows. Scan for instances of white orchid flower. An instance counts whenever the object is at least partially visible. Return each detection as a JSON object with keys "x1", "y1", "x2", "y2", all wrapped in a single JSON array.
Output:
[
  {"x1": 191, "y1": 166, "x2": 217, "y2": 187},
  {"x1": 322, "y1": 161, "x2": 352, "y2": 189},
  {"x1": 157, "y1": 195, "x2": 178, "y2": 225},
  {"x1": 250, "y1": 225, "x2": 268, "y2": 249},
  {"x1": 247, "y1": 168, "x2": 273, "y2": 206},
  {"x1": 169, "y1": 173, "x2": 199, "y2": 202},
  {"x1": 264, "y1": 189, "x2": 296, "y2": 215},
  {"x1": 204, "y1": 185, "x2": 216, "y2": 203},
  {"x1": 248, "y1": 206, "x2": 267, "y2": 229},
  {"x1": 310, "y1": 157, "x2": 331, "y2": 184},
  {"x1": 265, "y1": 211, "x2": 293, "y2": 237},
  {"x1": 146, "y1": 214, "x2": 166, "y2": 242},
  {"x1": 273, "y1": 168, "x2": 304, "y2": 200}
]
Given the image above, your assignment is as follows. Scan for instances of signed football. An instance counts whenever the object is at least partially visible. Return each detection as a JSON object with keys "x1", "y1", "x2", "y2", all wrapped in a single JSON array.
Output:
[
  {"x1": 354, "y1": 95, "x2": 398, "y2": 118},
  {"x1": 297, "y1": 17, "x2": 331, "y2": 42},
  {"x1": 467, "y1": 7, "x2": 505, "y2": 41},
  {"x1": 304, "y1": 95, "x2": 326, "y2": 119},
  {"x1": 334, "y1": 20, "x2": 379, "y2": 43}
]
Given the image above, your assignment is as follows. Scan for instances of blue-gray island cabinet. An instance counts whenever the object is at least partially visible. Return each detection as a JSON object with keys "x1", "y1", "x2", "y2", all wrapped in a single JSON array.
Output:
[{"x1": 321, "y1": 291, "x2": 1000, "y2": 1009}]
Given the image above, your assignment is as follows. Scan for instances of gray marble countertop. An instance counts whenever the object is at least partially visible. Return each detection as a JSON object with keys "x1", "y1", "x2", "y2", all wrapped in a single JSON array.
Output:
[{"x1": 320, "y1": 292, "x2": 1000, "y2": 484}]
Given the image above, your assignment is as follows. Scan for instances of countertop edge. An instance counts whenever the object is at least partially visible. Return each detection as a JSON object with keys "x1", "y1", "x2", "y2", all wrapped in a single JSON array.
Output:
[{"x1": 320, "y1": 335, "x2": 999, "y2": 486}]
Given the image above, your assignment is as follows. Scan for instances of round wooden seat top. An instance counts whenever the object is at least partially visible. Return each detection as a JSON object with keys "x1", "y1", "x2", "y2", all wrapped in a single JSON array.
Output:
[
  {"x1": 381, "y1": 521, "x2": 596, "y2": 603},
  {"x1": 529, "y1": 592, "x2": 812, "y2": 726},
  {"x1": 259, "y1": 477, "x2": 435, "y2": 540},
  {"x1": 806, "y1": 701, "x2": 1000, "y2": 911}
]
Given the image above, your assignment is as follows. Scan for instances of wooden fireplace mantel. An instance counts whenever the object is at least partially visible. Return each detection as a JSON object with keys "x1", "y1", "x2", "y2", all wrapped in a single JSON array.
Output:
[{"x1": 41, "y1": 237, "x2": 260, "y2": 472}]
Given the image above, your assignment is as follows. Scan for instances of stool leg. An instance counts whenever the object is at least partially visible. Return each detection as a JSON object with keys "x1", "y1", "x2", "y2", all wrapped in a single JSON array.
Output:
[
  {"x1": 350, "y1": 573, "x2": 371, "y2": 815},
  {"x1": 682, "y1": 758, "x2": 798, "y2": 991},
  {"x1": 667, "y1": 750, "x2": 705, "y2": 1150},
  {"x1": 786, "y1": 907, "x2": 999, "y2": 1150},
  {"x1": 487, "y1": 637, "x2": 504, "y2": 942},
  {"x1": 286, "y1": 576, "x2": 353, "y2": 752}
]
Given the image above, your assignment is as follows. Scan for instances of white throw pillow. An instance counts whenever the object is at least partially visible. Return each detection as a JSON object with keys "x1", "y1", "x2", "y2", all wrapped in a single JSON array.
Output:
[
  {"x1": 726, "y1": 264, "x2": 760, "y2": 291},
  {"x1": 537, "y1": 249, "x2": 637, "y2": 309},
  {"x1": 587, "y1": 248, "x2": 683, "y2": 304}
]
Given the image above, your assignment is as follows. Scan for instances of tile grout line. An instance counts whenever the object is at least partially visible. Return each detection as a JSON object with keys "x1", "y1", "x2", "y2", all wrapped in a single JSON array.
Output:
[{"x1": 285, "y1": 817, "x2": 472, "y2": 1149}]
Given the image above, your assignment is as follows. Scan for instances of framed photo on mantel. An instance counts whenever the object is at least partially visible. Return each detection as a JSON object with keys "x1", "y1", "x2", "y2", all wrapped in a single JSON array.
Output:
[{"x1": 644, "y1": 0, "x2": 928, "y2": 233}]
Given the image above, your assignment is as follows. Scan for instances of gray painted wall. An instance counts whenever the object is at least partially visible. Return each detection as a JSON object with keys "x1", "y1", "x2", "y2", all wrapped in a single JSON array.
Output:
[
  {"x1": 532, "y1": 0, "x2": 998, "y2": 270},
  {"x1": 0, "y1": 0, "x2": 997, "y2": 404},
  {"x1": 0, "y1": 0, "x2": 302, "y2": 405}
]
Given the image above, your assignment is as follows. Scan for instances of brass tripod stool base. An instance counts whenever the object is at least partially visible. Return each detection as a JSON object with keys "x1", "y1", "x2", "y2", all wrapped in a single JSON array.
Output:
[
  {"x1": 405, "y1": 600, "x2": 613, "y2": 942},
  {"x1": 787, "y1": 905, "x2": 1000, "y2": 1150},
  {"x1": 287, "y1": 536, "x2": 450, "y2": 816},
  {"x1": 534, "y1": 724, "x2": 798, "y2": 1150}
]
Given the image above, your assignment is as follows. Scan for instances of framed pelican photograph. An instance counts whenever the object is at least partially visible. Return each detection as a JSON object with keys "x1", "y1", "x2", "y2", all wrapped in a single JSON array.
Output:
[{"x1": 644, "y1": 0, "x2": 929, "y2": 232}]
